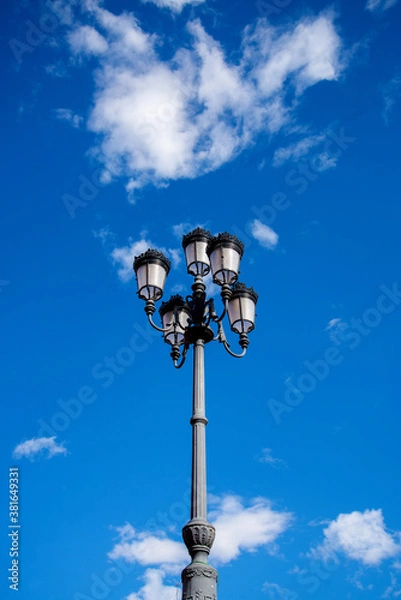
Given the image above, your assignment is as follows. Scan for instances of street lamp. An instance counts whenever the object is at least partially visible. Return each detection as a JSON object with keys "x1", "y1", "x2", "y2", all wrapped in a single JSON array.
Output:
[{"x1": 133, "y1": 228, "x2": 258, "y2": 600}]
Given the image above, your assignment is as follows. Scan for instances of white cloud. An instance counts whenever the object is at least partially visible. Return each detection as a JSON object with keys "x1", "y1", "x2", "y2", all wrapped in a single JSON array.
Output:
[
  {"x1": 68, "y1": 24, "x2": 109, "y2": 56},
  {"x1": 12, "y1": 436, "x2": 67, "y2": 460},
  {"x1": 111, "y1": 237, "x2": 181, "y2": 282},
  {"x1": 54, "y1": 108, "x2": 83, "y2": 128},
  {"x1": 209, "y1": 495, "x2": 292, "y2": 564},
  {"x1": 310, "y1": 509, "x2": 401, "y2": 566},
  {"x1": 257, "y1": 448, "x2": 286, "y2": 468},
  {"x1": 59, "y1": 6, "x2": 345, "y2": 196},
  {"x1": 109, "y1": 528, "x2": 187, "y2": 571},
  {"x1": 249, "y1": 12, "x2": 343, "y2": 96},
  {"x1": 140, "y1": 0, "x2": 205, "y2": 12},
  {"x1": 126, "y1": 568, "x2": 178, "y2": 600},
  {"x1": 250, "y1": 219, "x2": 279, "y2": 249},
  {"x1": 366, "y1": 0, "x2": 399, "y2": 12}
]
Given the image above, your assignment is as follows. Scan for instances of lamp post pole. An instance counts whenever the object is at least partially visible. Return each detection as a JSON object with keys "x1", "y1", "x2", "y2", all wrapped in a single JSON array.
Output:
[
  {"x1": 181, "y1": 335, "x2": 218, "y2": 600},
  {"x1": 133, "y1": 229, "x2": 258, "y2": 600}
]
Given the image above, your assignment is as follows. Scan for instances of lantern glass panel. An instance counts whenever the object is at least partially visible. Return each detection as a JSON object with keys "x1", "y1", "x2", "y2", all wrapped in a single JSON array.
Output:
[
  {"x1": 210, "y1": 246, "x2": 241, "y2": 285},
  {"x1": 228, "y1": 295, "x2": 256, "y2": 334},
  {"x1": 184, "y1": 240, "x2": 210, "y2": 277},
  {"x1": 137, "y1": 262, "x2": 168, "y2": 301}
]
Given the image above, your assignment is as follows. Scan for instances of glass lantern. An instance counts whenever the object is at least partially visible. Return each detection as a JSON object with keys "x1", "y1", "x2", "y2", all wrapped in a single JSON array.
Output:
[
  {"x1": 159, "y1": 295, "x2": 191, "y2": 345},
  {"x1": 133, "y1": 249, "x2": 171, "y2": 302},
  {"x1": 182, "y1": 228, "x2": 212, "y2": 277},
  {"x1": 227, "y1": 282, "x2": 258, "y2": 334},
  {"x1": 207, "y1": 233, "x2": 244, "y2": 285}
]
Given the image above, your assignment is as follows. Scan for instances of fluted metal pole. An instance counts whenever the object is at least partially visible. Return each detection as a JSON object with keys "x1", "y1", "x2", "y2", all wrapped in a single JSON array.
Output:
[{"x1": 181, "y1": 338, "x2": 218, "y2": 600}]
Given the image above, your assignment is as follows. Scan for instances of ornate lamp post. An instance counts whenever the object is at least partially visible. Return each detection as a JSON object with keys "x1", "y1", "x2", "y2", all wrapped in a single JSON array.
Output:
[{"x1": 133, "y1": 228, "x2": 258, "y2": 600}]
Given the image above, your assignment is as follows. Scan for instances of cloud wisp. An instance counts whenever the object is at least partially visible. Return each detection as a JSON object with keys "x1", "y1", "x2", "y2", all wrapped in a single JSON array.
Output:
[
  {"x1": 381, "y1": 73, "x2": 401, "y2": 126},
  {"x1": 365, "y1": 0, "x2": 399, "y2": 12},
  {"x1": 140, "y1": 0, "x2": 206, "y2": 12},
  {"x1": 250, "y1": 219, "x2": 279, "y2": 249},
  {"x1": 257, "y1": 448, "x2": 287, "y2": 468},
  {"x1": 12, "y1": 436, "x2": 67, "y2": 460}
]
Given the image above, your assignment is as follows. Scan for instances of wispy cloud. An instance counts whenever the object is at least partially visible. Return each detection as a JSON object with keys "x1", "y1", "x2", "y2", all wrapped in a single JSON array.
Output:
[
  {"x1": 54, "y1": 108, "x2": 84, "y2": 129},
  {"x1": 257, "y1": 448, "x2": 287, "y2": 468},
  {"x1": 381, "y1": 73, "x2": 401, "y2": 126},
  {"x1": 57, "y1": 3, "x2": 345, "y2": 199},
  {"x1": 140, "y1": 0, "x2": 205, "y2": 12},
  {"x1": 250, "y1": 220, "x2": 279, "y2": 249},
  {"x1": 172, "y1": 222, "x2": 199, "y2": 238},
  {"x1": 325, "y1": 317, "x2": 348, "y2": 345},
  {"x1": 263, "y1": 581, "x2": 295, "y2": 599},
  {"x1": 273, "y1": 134, "x2": 325, "y2": 166},
  {"x1": 273, "y1": 132, "x2": 339, "y2": 171},
  {"x1": 310, "y1": 509, "x2": 401, "y2": 566},
  {"x1": 382, "y1": 571, "x2": 401, "y2": 598},
  {"x1": 365, "y1": 0, "x2": 399, "y2": 12},
  {"x1": 12, "y1": 436, "x2": 67, "y2": 460}
]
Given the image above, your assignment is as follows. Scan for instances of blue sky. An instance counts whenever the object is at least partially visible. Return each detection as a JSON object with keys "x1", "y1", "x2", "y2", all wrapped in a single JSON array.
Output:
[{"x1": 1, "y1": 0, "x2": 401, "y2": 598}]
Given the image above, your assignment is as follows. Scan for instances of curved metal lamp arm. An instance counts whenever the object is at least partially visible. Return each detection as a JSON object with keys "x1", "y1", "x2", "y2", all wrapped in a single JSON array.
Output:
[
  {"x1": 144, "y1": 300, "x2": 172, "y2": 333},
  {"x1": 222, "y1": 340, "x2": 247, "y2": 358},
  {"x1": 215, "y1": 320, "x2": 248, "y2": 359},
  {"x1": 146, "y1": 311, "x2": 172, "y2": 332}
]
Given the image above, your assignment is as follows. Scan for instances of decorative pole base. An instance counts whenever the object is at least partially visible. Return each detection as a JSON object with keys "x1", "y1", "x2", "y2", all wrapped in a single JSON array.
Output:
[
  {"x1": 181, "y1": 520, "x2": 218, "y2": 600},
  {"x1": 182, "y1": 562, "x2": 218, "y2": 600},
  {"x1": 181, "y1": 562, "x2": 217, "y2": 600}
]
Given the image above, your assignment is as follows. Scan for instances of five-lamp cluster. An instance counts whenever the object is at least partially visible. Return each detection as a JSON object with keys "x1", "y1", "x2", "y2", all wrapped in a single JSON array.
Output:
[{"x1": 133, "y1": 227, "x2": 258, "y2": 366}]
